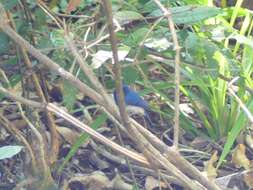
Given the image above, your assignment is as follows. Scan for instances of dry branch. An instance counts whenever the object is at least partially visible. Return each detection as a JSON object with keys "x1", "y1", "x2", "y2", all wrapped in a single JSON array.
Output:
[
  {"x1": 153, "y1": 0, "x2": 181, "y2": 149},
  {"x1": 0, "y1": 3, "x2": 221, "y2": 190}
]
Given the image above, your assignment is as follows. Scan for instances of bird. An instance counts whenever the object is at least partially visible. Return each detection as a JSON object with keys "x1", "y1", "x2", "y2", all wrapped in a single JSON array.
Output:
[{"x1": 113, "y1": 85, "x2": 154, "y2": 127}]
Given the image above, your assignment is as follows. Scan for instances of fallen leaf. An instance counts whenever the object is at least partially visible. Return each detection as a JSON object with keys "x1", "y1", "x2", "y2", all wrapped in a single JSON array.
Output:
[
  {"x1": 111, "y1": 173, "x2": 132, "y2": 190},
  {"x1": 203, "y1": 150, "x2": 218, "y2": 180},
  {"x1": 66, "y1": 0, "x2": 81, "y2": 13},
  {"x1": 89, "y1": 152, "x2": 110, "y2": 170},
  {"x1": 91, "y1": 47, "x2": 130, "y2": 69},
  {"x1": 179, "y1": 103, "x2": 195, "y2": 115},
  {"x1": 243, "y1": 171, "x2": 253, "y2": 189},
  {"x1": 68, "y1": 171, "x2": 111, "y2": 190},
  {"x1": 232, "y1": 144, "x2": 251, "y2": 170},
  {"x1": 145, "y1": 176, "x2": 167, "y2": 190},
  {"x1": 190, "y1": 136, "x2": 209, "y2": 149},
  {"x1": 57, "y1": 126, "x2": 80, "y2": 145}
]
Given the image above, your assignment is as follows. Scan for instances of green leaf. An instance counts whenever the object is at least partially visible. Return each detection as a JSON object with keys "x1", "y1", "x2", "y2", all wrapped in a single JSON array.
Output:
[
  {"x1": 50, "y1": 29, "x2": 74, "y2": 47},
  {"x1": 142, "y1": 0, "x2": 170, "y2": 14},
  {"x1": 0, "y1": 0, "x2": 19, "y2": 10},
  {"x1": 217, "y1": 98, "x2": 253, "y2": 167},
  {"x1": 62, "y1": 80, "x2": 78, "y2": 111},
  {"x1": 0, "y1": 145, "x2": 23, "y2": 160},
  {"x1": 122, "y1": 66, "x2": 139, "y2": 84},
  {"x1": 185, "y1": 32, "x2": 220, "y2": 77},
  {"x1": 50, "y1": 29, "x2": 65, "y2": 46},
  {"x1": 150, "y1": 6, "x2": 222, "y2": 24},
  {"x1": 34, "y1": 8, "x2": 48, "y2": 29},
  {"x1": 9, "y1": 74, "x2": 22, "y2": 87},
  {"x1": 144, "y1": 37, "x2": 172, "y2": 52},
  {"x1": 185, "y1": 32, "x2": 206, "y2": 61},
  {"x1": 0, "y1": 32, "x2": 10, "y2": 54},
  {"x1": 57, "y1": 113, "x2": 108, "y2": 173},
  {"x1": 123, "y1": 27, "x2": 150, "y2": 46},
  {"x1": 114, "y1": 11, "x2": 144, "y2": 25},
  {"x1": 37, "y1": 36, "x2": 54, "y2": 51}
]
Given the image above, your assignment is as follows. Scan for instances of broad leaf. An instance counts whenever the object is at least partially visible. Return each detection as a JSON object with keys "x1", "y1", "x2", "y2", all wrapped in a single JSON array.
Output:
[
  {"x1": 0, "y1": 145, "x2": 23, "y2": 160},
  {"x1": 0, "y1": 0, "x2": 19, "y2": 10},
  {"x1": 0, "y1": 32, "x2": 10, "y2": 54},
  {"x1": 114, "y1": 11, "x2": 144, "y2": 25},
  {"x1": 62, "y1": 80, "x2": 78, "y2": 111},
  {"x1": 150, "y1": 6, "x2": 221, "y2": 24}
]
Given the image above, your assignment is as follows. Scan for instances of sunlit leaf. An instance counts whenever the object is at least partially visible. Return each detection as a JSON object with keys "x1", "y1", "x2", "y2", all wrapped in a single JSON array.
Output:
[
  {"x1": 144, "y1": 37, "x2": 172, "y2": 52},
  {"x1": 0, "y1": 146, "x2": 23, "y2": 160},
  {"x1": 229, "y1": 34, "x2": 253, "y2": 48},
  {"x1": 91, "y1": 46, "x2": 130, "y2": 69},
  {"x1": 232, "y1": 144, "x2": 251, "y2": 170},
  {"x1": 203, "y1": 151, "x2": 218, "y2": 180},
  {"x1": 114, "y1": 11, "x2": 144, "y2": 25},
  {"x1": 50, "y1": 29, "x2": 74, "y2": 47}
]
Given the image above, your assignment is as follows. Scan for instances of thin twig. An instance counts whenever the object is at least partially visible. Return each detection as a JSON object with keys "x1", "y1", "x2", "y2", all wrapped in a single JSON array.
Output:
[
  {"x1": 47, "y1": 103, "x2": 149, "y2": 165},
  {"x1": 101, "y1": 1, "x2": 206, "y2": 190},
  {"x1": 153, "y1": 0, "x2": 181, "y2": 149},
  {"x1": 0, "y1": 86, "x2": 44, "y2": 108},
  {"x1": 0, "y1": 114, "x2": 37, "y2": 170},
  {"x1": 0, "y1": 85, "x2": 149, "y2": 165},
  {"x1": 64, "y1": 28, "x2": 116, "y2": 111},
  {"x1": 7, "y1": 10, "x2": 59, "y2": 164},
  {"x1": 18, "y1": 104, "x2": 55, "y2": 186},
  {"x1": 0, "y1": 3, "x2": 221, "y2": 189}
]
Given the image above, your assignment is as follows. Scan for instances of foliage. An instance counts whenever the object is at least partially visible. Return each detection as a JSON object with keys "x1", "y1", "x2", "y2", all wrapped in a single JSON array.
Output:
[{"x1": 0, "y1": 0, "x2": 253, "y2": 174}]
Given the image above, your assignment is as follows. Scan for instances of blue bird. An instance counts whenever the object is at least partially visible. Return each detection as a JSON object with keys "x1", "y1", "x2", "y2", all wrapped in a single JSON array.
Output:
[{"x1": 113, "y1": 85, "x2": 154, "y2": 127}]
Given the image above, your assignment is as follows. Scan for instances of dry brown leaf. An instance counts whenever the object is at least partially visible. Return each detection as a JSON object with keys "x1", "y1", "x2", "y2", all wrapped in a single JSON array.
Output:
[
  {"x1": 66, "y1": 0, "x2": 81, "y2": 14},
  {"x1": 190, "y1": 136, "x2": 209, "y2": 149},
  {"x1": 203, "y1": 150, "x2": 218, "y2": 180},
  {"x1": 68, "y1": 171, "x2": 110, "y2": 190},
  {"x1": 89, "y1": 152, "x2": 110, "y2": 170},
  {"x1": 144, "y1": 176, "x2": 167, "y2": 190},
  {"x1": 232, "y1": 144, "x2": 251, "y2": 170},
  {"x1": 243, "y1": 171, "x2": 253, "y2": 189},
  {"x1": 68, "y1": 171, "x2": 132, "y2": 190},
  {"x1": 56, "y1": 126, "x2": 80, "y2": 145},
  {"x1": 12, "y1": 119, "x2": 27, "y2": 130},
  {"x1": 111, "y1": 173, "x2": 132, "y2": 190}
]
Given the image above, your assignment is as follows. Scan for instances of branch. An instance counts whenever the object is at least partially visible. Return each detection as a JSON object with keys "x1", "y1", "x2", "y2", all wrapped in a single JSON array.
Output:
[
  {"x1": 153, "y1": 0, "x2": 181, "y2": 149},
  {"x1": 0, "y1": 86, "x2": 44, "y2": 108},
  {"x1": 6, "y1": 10, "x2": 59, "y2": 164},
  {"x1": 101, "y1": 1, "x2": 206, "y2": 190},
  {"x1": 0, "y1": 3, "x2": 221, "y2": 189},
  {"x1": 0, "y1": 85, "x2": 149, "y2": 166}
]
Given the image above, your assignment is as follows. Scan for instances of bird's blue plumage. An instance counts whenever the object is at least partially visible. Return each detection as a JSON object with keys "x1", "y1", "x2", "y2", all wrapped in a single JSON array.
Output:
[
  {"x1": 113, "y1": 85, "x2": 153, "y2": 127},
  {"x1": 113, "y1": 85, "x2": 148, "y2": 110}
]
